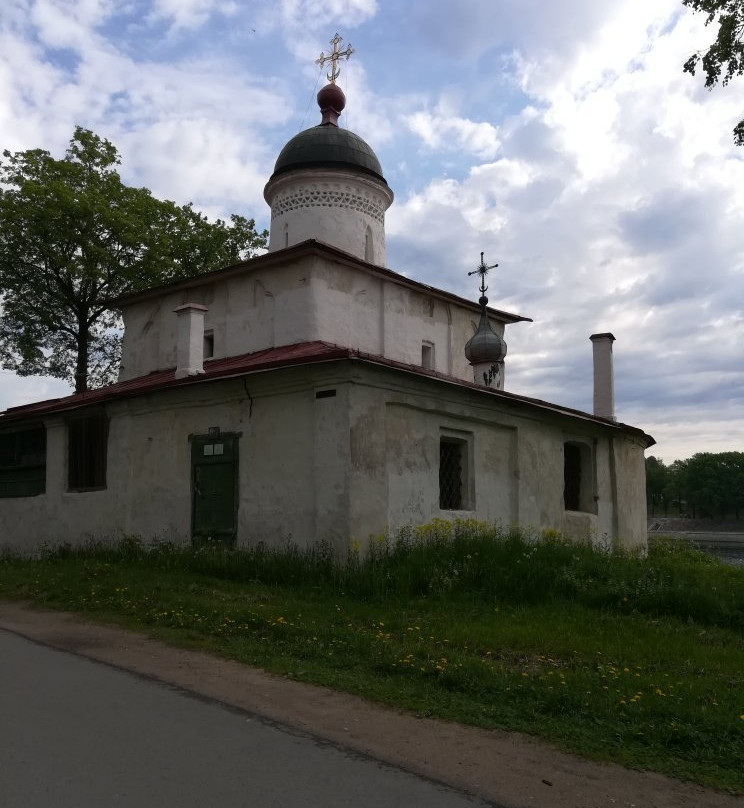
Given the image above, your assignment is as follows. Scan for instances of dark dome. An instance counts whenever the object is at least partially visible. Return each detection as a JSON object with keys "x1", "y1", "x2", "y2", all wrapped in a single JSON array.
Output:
[
  {"x1": 465, "y1": 304, "x2": 507, "y2": 365},
  {"x1": 270, "y1": 125, "x2": 387, "y2": 184},
  {"x1": 465, "y1": 326, "x2": 506, "y2": 365}
]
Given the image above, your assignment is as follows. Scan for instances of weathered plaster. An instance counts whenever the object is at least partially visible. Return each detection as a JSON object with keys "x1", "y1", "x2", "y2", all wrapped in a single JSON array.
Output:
[
  {"x1": 1, "y1": 359, "x2": 648, "y2": 554},
  {"x1": 264, "y1": 169, "x2": 393, "y2": 265},
  {"x1": 119, "y1": 254, "x2": 510, "y2": 390}
]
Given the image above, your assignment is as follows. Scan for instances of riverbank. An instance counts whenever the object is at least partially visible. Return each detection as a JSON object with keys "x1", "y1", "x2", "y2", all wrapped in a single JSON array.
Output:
[{"x1": 648, "y1": 518, "x2": 744, "y2": 565}]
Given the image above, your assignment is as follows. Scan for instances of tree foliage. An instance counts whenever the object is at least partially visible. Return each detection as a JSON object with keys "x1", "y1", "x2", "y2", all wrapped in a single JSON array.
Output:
[
  {"x1": 0, "y1": 127, "x2": 267, "y2": 393},
  {"x1": 645, "y1": 455, "x2": 670, "y2": 515},
  {"x1": 683, "y1": 0, "x2": 744, "y2": 145},
  {"x1": 646, "y1": 452, "x2": 744, "y2": 518}
]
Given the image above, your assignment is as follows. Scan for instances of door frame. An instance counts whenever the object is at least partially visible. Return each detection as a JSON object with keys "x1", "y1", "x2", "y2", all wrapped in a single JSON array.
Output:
[{"x1": 189, "y1": 430, "x2": 240, "y2": 547}]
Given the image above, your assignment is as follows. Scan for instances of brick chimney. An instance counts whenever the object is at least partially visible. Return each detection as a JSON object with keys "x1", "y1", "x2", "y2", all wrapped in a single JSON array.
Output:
[
  {"x1": 174, "y1": 303, "x2": 208, "y2": 378},
  {"x1": 590, "y1": 333, "x2": 615, "y2": 421}
]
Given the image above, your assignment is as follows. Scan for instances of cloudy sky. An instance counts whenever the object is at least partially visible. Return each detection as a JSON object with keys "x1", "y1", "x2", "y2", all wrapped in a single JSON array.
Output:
[{"x1": 1, "y1": 0, "x2": 742, "y2": 462}]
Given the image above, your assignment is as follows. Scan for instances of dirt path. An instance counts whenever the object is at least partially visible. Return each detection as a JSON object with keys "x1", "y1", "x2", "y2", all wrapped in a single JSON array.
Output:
[{"x1": 1, "y1": 601, "x2": 740, "y2": 808}]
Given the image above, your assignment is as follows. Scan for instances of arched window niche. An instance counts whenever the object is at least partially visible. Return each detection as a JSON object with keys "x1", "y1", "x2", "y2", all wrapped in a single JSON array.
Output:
[{"x1": 563, "y1": 440, "x2": 596, "y2": 513}]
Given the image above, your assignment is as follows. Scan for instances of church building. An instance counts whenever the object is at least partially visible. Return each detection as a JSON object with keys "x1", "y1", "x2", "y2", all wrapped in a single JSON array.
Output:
[{"x1": 0, "y1": 45, "x2": 653, "y2": 552}]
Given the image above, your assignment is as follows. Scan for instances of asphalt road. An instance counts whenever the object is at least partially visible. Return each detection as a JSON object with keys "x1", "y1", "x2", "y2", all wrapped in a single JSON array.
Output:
[{"x1": 0, "y1": 630, "x2": 488, "y2": 808}]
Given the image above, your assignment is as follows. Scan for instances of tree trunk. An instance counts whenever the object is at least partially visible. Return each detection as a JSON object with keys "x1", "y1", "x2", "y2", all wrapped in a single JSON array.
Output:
[{"x1": 75, "y1": 317, "x2": 89, "y2": 394}]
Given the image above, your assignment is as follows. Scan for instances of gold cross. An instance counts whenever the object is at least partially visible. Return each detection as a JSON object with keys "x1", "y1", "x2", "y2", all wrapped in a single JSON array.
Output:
[{"x1": 315, "y1": 33, "x2": 354, "y2": 85}]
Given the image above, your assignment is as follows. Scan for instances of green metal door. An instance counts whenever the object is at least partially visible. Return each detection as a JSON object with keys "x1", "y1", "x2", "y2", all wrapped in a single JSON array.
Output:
[{"x1": 191, "y1": 434, "x2": 238, "y2": 547}]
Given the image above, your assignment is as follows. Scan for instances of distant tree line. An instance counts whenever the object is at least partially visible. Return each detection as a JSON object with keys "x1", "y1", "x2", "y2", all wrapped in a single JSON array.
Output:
[{"x1": 646, "y1": 452, "x2": 744, "y2": 519}]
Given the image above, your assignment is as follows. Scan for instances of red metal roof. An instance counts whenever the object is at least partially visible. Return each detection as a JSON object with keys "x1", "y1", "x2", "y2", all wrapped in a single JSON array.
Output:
[{"x1": 0, "y1": 342, "x2": 348, "y2": 421}]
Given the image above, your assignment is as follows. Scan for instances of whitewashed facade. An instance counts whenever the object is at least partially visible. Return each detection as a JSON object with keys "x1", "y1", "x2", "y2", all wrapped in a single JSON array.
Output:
[{"x1": 0, "y1": 81, "x2": 653, "y2": 553}]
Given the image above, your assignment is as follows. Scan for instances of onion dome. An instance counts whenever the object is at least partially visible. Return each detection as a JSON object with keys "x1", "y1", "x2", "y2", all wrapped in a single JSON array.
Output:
[
  {"x1": 465, "y1": 295, "x2": 507, "y2": 365},
  {"x1": 269, "y1": 84, "x2": 387, "y2": 185},
  {"x1": 263, "y1": 71, "x2": 393, "y2": 264}
]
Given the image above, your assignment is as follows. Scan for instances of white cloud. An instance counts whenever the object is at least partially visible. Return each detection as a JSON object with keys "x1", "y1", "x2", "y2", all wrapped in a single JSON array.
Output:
[
  {"x1": 405, "y1": 109, "x2": 501, "y2": 160},
  {"x1": 29, "y1": 0, "x2": 113, "y2": 52},
  {"x1": 0, "y1": 0, "x2": 742, "y2": 462},
  {"x1": 149, "y1": 0, "x2": 237, "y2": 31},
  {"x1": 385, "y1": 0, "x2": 744, "y2": 463},
  {"x1": 119, "y1": 118, "x2": 272, "y2": 215},
  {"x1": 0, "y1": 373, "x2": 72, "y2": 410},
  {"x1": 408, "y1": 0, "x2": 609, "y2": 62},
  {"x1": 272, "y1": 0, "x2": 377, "y2": 31}
]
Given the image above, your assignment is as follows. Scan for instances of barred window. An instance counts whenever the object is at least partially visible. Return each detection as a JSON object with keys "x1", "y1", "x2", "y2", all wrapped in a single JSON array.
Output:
[
  {"x1": 439, "y1": 438, "x2": 465, "y2": 510},
  {"x1": 0, "y1": 425, "x2": 46, "y2": 497},
  {"x1": 68, "y1": 412, "x2": 108, "y2": 491}
]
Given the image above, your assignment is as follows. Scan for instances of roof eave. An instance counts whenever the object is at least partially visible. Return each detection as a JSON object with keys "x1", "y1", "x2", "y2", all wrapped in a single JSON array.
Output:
[
  {"x1": 1, "y1": 344, "x2": 653, "y2": 447},
  {"x1": 108, "y1": 239, "x2": 531, "y2": 324}
]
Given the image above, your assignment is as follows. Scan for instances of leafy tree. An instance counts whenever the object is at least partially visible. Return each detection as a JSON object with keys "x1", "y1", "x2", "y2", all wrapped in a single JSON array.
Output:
[
  {"x1": 659, "y1": 451, "x2": 744, "y2": 519},
  {"x1": 685, "y1": 453, "x2": 725, "y2": 517},
  {"x1": 0, "y1": 127, "x2": 267, "y2": 393},
  {"x1": 646, "y1": 456, "x2": 669, "y2": 515},
  {"x1": 685, "y1": 451, "x2": 744, "y2": 518},
  {"x1": 720, "y1": 451, "x2": 744, "y2": 518},
  {"x1": 683, "y1": 0, "x2": 744, "y2": 145},
  {"x1": 667, "y1": 459, "x2": 689, "y2": 515}
]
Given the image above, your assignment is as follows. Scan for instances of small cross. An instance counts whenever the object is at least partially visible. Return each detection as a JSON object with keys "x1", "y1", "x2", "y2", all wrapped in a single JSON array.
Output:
[
  {"x1": 316, "y1": 33, "x2": 354, "y2": 85},
  {"x1": 468, "y1": 252, "x2": 498, "y2": 296}
]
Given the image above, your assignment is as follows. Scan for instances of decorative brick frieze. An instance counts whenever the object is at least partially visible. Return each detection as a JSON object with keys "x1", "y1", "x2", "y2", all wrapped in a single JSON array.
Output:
[{"x1": 271, "y1": 185, "x2": 387, "y2": 223}]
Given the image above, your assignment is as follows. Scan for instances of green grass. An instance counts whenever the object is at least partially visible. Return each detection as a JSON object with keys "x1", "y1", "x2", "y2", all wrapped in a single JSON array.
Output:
[{"x1": 1, "y1": 520, "x2": 743, "y2": 792}]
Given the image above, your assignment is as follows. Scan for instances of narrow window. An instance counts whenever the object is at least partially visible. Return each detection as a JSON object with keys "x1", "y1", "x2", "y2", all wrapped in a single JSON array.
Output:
[
  {"x1": 284, "y1": 223, "x2": 289, "y2": 248},
  {"x1": 421, "y1": 341, "x2": 435, "y2": 370},
  {"x1": 68, "y1": 412, "x2": 108, "y2": 490},
  {"x1": 364, "y1": 226, "x2": 373, "y2": 262},
  {"x1": 440, "y1": 438, "x2": 465, "y2": 510},
  {"x1": 564, "y1": 443, "x2": 582, "y2": 510},
  {"x1": 204, "y1": 330, "x2": 215, "y2": 359},
  {"x1": 563, "y1": 440, "x2": 594, "y2": 512},
  {"x1": 0, "y1": 425, "x2": 46, "y2": 497}
]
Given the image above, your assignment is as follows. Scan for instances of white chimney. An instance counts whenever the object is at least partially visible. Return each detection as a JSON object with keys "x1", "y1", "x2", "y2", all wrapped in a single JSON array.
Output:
[
  {"x1": 590, "y1": 333, "x2": 615, "y2": 420},
  {"x1": 174, "y1": 303, "x2": 208, "y2": 378}
]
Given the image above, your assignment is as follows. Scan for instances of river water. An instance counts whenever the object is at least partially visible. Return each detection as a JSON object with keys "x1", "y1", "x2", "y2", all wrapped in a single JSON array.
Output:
[
  {"x1": 712, "y1": 548, "x2": 744, "y2": 567},
  {"x1": 648, "y1": 532, "x2": 744, "y2": 567}
]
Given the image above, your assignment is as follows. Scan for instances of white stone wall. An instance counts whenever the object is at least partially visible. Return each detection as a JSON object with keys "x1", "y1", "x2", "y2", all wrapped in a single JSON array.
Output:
[
  {"x1": 0, "y1": 373, "x2": 318, "y2": 551},
  {"x1": 118, "y1": 254, "x2": 507, "y2": 387},
  {"x1": 343, "y1": 365, "x2": 647, "y2": 549},
  {"x1": 264, "y1": 170, "x2": 393, "y2": 265},
  {"x1": 118, "y1": 263, "x2": 322, "y2": 381},
  {"x1": 0, "y1": 361, "x2": 648, "y2": 553},
  {"x1": 611, "y1": 436, "x2": 649, "y2": 551}
]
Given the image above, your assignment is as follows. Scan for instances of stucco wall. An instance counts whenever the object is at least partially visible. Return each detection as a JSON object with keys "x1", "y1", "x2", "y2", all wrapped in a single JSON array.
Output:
[
  {"x1": 347, "y1": 391, "x2": 518, "y2": 538},
  {"x1": 309, "y1": 256, "x2": 506, "y2": 383},
  {"x1": 265, "y1": 170, "x2": 392, "y2": 266},
  {"x1": 118, "y1": 255, "x2": 508, "y2": 389},
  {"x1": 0, "y1": 360, "x2": 648, "y2": 554},
  {"x1": 118, "y1": 263, "x2": 322, "y2": 381},
  {"x1": 611, "y1": 436, "x2": 649, "y2": 550},
  {"x1": 344, "y1": 366, "x2": 647, "y2": 550}
]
